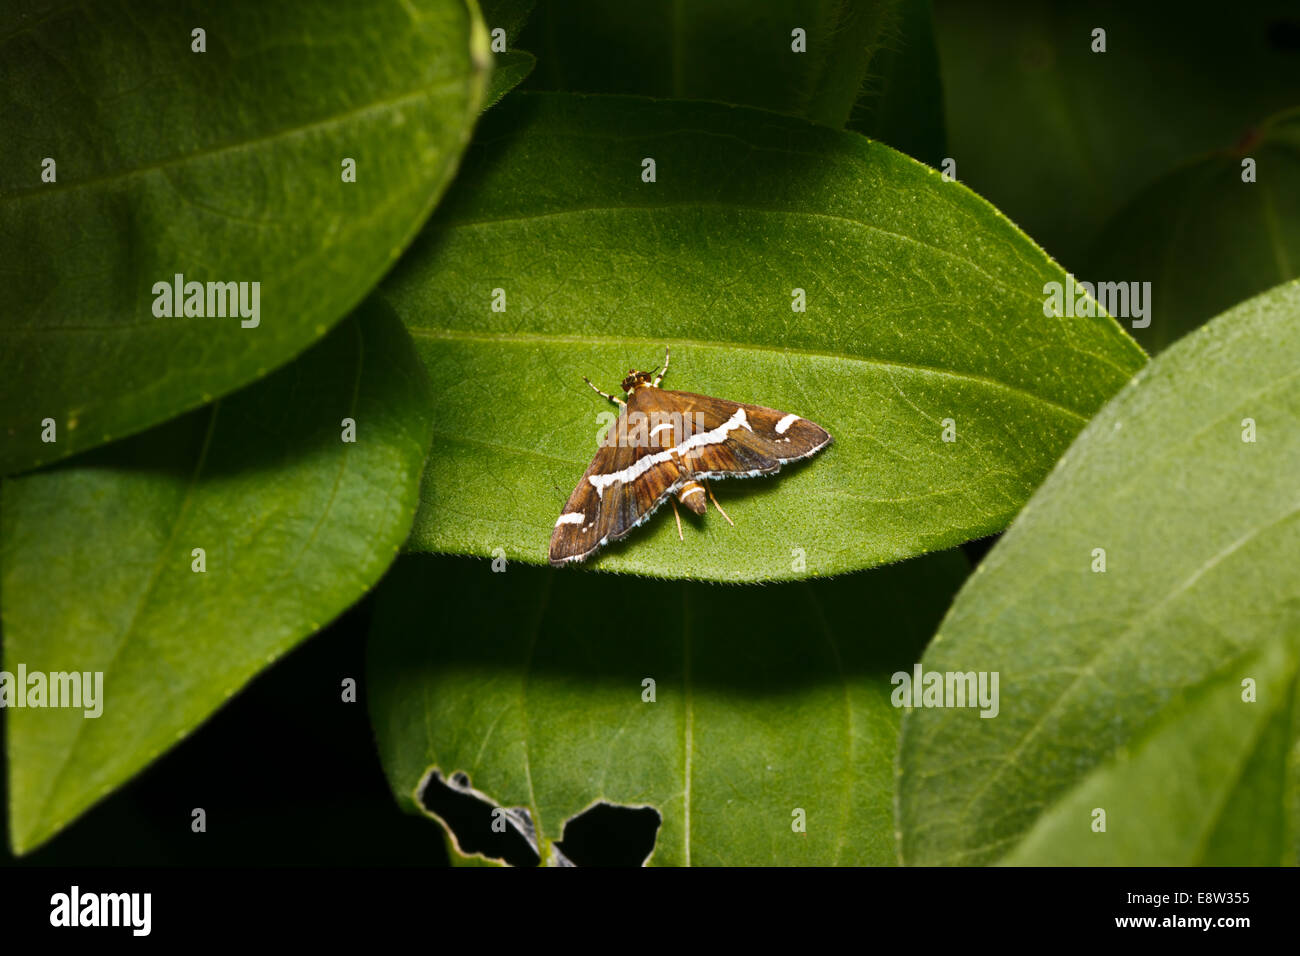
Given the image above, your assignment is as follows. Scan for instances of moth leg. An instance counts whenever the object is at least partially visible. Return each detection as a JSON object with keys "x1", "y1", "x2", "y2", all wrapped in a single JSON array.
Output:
[
  {"x1": 653, "y1": 346, "x2": 670, "y2": 387},
  {"x1": 584, "y1": 376, "x2": 625, "y2": 407},
  {"x1": 705, "y1": 479, "x2": 734, "y2": 526},
  {"x1": 671, "y1": 497, "x2": 684, "y2": 541}
]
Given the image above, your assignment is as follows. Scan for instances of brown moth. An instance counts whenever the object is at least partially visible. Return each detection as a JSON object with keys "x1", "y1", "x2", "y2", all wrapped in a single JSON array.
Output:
[{"x1": 549, "y1": 348, "x2": 832, "y2": 566}]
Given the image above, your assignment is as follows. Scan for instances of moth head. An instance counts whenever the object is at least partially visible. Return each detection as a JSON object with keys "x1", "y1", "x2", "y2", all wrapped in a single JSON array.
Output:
[{"x1": 621, "y1": 369, "x2": 654, "y2": 393}]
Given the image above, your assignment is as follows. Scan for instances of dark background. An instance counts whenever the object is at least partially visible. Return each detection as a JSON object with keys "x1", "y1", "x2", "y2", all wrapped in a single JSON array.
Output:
[{"x1": 1, "y1": 600, "x2": 454, "y2": 866}]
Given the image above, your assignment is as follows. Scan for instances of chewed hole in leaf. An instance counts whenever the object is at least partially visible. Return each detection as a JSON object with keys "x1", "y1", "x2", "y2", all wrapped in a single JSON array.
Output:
[
  {"x1": 555, "y1": 802, "x2": 662, "y2": 867},
  {"x1": 418, "y1": 769, "x2": 539, "y2": 867}
]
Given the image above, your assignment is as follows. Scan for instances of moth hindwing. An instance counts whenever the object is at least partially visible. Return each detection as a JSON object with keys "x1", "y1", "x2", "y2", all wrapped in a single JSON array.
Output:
[{"x1": 548, "y1": 353, "x2": 831, "y2": 566}]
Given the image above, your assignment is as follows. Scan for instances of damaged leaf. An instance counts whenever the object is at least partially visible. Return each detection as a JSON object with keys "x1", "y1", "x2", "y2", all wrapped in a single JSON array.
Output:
[{"x1": 367, "y1": 549, "x2": 968, "y2": 866}]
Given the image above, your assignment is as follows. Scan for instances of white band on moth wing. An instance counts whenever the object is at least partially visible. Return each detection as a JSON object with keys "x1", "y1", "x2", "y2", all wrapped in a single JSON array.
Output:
[
  {"x1": 555, "y1": 512, "x2": 585, "y2": 526},
  {"x1": 588, "y1": 408, "x2": 753, "y2": 497},
  {"x1": 775, "y1": 413, "x2": 800, "y2": 434}
]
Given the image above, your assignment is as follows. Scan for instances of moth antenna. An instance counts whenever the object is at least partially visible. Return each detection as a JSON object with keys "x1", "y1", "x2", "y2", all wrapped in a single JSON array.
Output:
[
  {"x1": 653, "y1": 346, "x2": 671, "y2": 387},
  {"x1": 671, "y1": 498, "x2": 684, "y2": 541},
  {"x1": 584, "y1": 376, "x2": 625, "y2": 407}
]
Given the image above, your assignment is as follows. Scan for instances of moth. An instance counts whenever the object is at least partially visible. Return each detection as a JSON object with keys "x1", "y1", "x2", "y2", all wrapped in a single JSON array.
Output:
[{"x1": 549, "y1": 348, "x2": 832, "y2": 566}]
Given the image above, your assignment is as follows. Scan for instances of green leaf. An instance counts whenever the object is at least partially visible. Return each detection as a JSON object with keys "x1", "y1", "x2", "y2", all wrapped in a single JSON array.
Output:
[
  {"x1": 517, "y1": 0, "x2": 898, "y2": 128},
  {"x1": 1001, "y1": 641, "x2": 1298, "y2": 865},
  {"x1": 378, "y1": 93, "x2": 1146, "y2": 581},
  {"x1": 367, "y1": 550, "x2": 969, "y2": 866},
  {"x1": 846, "y1": 0, "x2": 946, "y2": 165},
  {"x1": 0, "y1": 0, "x2": 487, "y2": 475},
  {"x1": 898, "y1": 280, "x2": 1300, "y2": 865},
  {"x1": 1, "y1": 299, "x2": 431, "y2": 854},
  {"x1": 479, "y1": 0, "x2": 535, "y2": 40},
  {"x1": 935, "y1": 0, "x2": 1300, "y2": 265},
  {"x1": 483, "y1": 50, "x2": 537, "y2": 111},
  {"x1": 479, "y1": 0, "x2": 537, "y2": 109},
  {"x1": 1291, "y1": 732, "x2": 1300, "y2": 864},
  {"x1": 1085, "y1": 108, "x2": 1300, "y2": 354}
]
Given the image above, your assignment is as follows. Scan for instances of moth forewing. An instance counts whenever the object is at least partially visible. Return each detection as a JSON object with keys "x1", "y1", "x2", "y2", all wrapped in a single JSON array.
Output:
[
  {"x1": 662, "y1": 391, "x2": 832, "y2": 473},
  {"x1": 549, "y1": 411, "x2": 634, "y2": 565},
  {"x1": 547, "y1": 401, "x2": 686, "y2": 565}
]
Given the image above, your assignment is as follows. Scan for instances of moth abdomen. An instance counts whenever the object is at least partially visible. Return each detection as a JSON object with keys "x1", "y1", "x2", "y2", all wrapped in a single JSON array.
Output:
[{"x1": 676, "y1": 479, "x2": 707, "y2": 515}]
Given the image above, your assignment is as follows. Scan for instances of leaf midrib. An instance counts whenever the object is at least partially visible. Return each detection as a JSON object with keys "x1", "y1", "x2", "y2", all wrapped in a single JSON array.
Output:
[
  {"x1": 432, "y1": 200, "x2": 1056, "y2": 316},
  {"x1": 949, "y1": 364, "x2": 1300, "y2": 645},
  {"x1": 803, "y1": 582, "x2": 855, "y2": 866},
  {"x1": 1, "y1": 78, "x2": 467, "y2": 205},
  {"x1": 404, "y1": 326, "x2": 1093, "y2": 422},
  {"x1": 28, "y1": 400, "x2": 221, "y2": 843}
]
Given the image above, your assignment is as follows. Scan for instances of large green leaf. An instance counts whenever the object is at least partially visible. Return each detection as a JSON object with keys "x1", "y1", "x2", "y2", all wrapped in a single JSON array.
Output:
[
  {"x1": 378, "y1": 93, "x2": 1146, "y2": 581},
  {"x1": 367, "y1": 550, "x2": 969, "y2": 866},
  {"x1": 898, "y1": 280, "x2": 1300, "y2": 865},
  {"x1": 1085, "y1": 108, "x2": 1300, "y2": 354},
  {"x1": 1001, "y1": 641, "x2": 1297, "y2": 866},
  {"x1": 517, "y1": 0, "x2": 898, "y2": 128},
  {"x1": 1, "y1": 299, "x2": 431, "y2": 854},
  {"x1": 934, "y1": 0, "x2": 1300, "y2": 266},
  {"x1": 0, "y1": 0, "x2": 487, "y2": 475}
]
